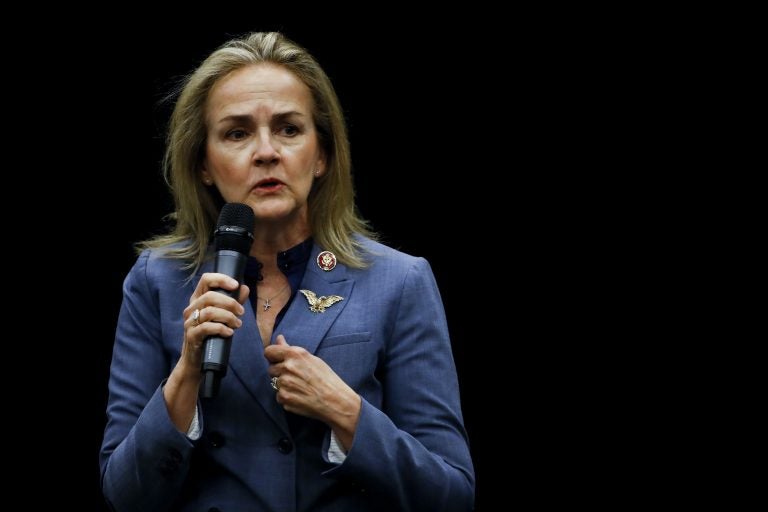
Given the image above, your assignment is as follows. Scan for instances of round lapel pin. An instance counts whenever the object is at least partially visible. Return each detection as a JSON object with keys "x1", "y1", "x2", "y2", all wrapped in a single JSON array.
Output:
[{"x1": 316, "y1": 250, "x2": 337, "y2": 271}]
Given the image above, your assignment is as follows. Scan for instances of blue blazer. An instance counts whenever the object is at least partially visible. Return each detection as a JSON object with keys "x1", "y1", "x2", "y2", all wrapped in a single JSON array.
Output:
[{"x1": 100, "y1": 238, "x2": 474, "y2": 511}]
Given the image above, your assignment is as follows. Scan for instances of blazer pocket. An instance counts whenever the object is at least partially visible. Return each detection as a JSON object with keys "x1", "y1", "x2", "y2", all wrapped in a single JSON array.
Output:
[{"x1": 320, "y1": 332, "x2": 371, "y2": 348}]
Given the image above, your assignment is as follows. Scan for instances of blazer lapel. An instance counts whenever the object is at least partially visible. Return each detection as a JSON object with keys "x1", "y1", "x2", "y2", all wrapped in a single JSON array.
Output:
[
  {"x1": 272, "y1": 245, "x2": 354, "y2": 354},
  {"x1": 196, "y1": 261, "x2": 289, "y2": 433},
  {"x1": 194, "y1": 243, "x2": 355, "y2": 431},
  {"x1": 228, "y1": 298, "x2": 290, "y2": 432}
]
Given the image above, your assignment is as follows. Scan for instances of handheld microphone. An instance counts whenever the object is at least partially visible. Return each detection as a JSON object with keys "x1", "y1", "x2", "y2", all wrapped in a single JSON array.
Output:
[{"x1": 201, "y1": 203, "x2": 255, "y2": 398}]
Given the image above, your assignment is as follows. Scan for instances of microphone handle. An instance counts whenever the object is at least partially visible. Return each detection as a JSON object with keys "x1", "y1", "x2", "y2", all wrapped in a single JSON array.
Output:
[{"x1": 201, "y1": 250, "x2": 248, "y2": 398}]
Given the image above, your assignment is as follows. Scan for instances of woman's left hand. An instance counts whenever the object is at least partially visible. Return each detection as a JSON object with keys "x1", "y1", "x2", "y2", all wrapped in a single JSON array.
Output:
[{"x1": 265, "y1": 335, "x2": 361, "y2": 448}]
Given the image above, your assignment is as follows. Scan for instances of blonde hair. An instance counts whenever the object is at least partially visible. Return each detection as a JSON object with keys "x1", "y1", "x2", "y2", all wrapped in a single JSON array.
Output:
[{"x1": 139, "y1": 32, "x2": 376, "y2": 271}]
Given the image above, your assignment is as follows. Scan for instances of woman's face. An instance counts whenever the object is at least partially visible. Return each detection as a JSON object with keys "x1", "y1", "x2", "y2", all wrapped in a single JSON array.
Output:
[{"x1": 202, "y1": 64, "x2": 326, "y2": 225}]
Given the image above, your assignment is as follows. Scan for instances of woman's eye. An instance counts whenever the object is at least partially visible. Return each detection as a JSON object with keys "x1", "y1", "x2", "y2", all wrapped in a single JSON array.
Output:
[
  {"x1": 227, "y1": 129, "x2": 247, "y2": 140},
  {"x1": 281, "y1": 125, "x2": 299, "y2": 137}
]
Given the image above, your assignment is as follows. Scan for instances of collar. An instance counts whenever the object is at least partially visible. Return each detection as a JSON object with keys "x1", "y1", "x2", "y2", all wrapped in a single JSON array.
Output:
[{"x1": 244, "y1": 237, "x2": 314, "y2": 281}]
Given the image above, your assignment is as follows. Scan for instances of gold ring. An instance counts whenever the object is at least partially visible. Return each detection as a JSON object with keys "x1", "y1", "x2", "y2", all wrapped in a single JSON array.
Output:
[
  {"x1": 270, "y1": 376, "x2": 280, "y2": 391},
  {"x1": 192, "y1": 308, "x2": 200, "y2": 326}
]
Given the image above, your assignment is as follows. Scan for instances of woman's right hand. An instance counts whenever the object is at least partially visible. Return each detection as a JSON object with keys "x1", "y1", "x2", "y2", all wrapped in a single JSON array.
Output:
[
  {"x1": 164, "y1": 273, "x2": 249, "y2": 433},
  {"x1": 178, "y1": 273, "x2": 250, "y2": 375}
]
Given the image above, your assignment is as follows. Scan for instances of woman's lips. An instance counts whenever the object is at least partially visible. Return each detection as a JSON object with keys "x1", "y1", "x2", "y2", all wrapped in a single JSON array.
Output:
[{"x1": 253, "y1": 179, "x2": 284, "y2": 193}]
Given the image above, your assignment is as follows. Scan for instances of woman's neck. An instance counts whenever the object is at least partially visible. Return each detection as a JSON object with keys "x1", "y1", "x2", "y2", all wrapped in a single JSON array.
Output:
[{"x1": 248, "y1": 221, "x2": 310, "y2": 274}]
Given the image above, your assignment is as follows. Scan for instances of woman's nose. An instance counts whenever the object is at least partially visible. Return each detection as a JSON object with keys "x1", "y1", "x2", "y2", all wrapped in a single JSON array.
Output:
[{"x1": 252, "y1": 130, "x2": 279, "y2": 166}]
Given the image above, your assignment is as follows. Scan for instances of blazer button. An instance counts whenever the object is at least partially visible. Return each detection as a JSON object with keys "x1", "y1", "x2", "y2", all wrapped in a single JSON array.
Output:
[
  {"x1": 277, "y1": 437, "x2": 293, "y2": 454},
  {"x1": 157, "y1": 461, "x2": 175, "y2": 478},
  {"x1": 168, "y1": 448, "x2": 183, "y2": 463},
  {"x1": 208, "y1": 431, "x2": 225, "y2": 448}
]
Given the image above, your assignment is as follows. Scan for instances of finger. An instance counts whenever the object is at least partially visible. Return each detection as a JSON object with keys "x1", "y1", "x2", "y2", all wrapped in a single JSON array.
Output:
[
  {"x1": 238, "y1": 284, "x2": 250, "y2": 305},
  {"x1": 264, "y1": 345, "x2": 286, "y2": 364},
  {"x1": 202, "y1": 273, "x2": 241, "y2": 292},
  {"x1": 186, "y1": 306, "x2": 243, "y2": 330},
  {"x1": 274, "y1": 376, "x2": 291, "y2": 402},
  {"x1": 199, "y1": 290, "x2": 246, "y2": 313},
  {"x1": 267, "y1": 363, "x2": 286, "y2": 378},
  {"x1": 264, "y1": 342, "x2": 299, "y2": 363},
  {"x1": 264, "y1": 335, "x2": 292, "y2": 363},
  {"x1": 189, "y1": 273, "x2": 240, "y2": 301},
  {"x1": 184, "y1": 291, "x2": 245, "y2": 319},
  {"x1": 187, "y1": 319, "x2": 236, "y2": 341}
]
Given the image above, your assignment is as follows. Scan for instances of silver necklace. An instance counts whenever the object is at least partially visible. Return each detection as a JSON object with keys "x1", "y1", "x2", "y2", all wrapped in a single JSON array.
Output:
[{"x1": 257, "y1": 283, "x2": 290, "y2": 311}]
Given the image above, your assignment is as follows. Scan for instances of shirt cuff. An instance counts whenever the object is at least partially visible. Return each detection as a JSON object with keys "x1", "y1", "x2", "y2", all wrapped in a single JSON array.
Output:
[
  {"x1": 327, "y1": 430, "x2": 347, "y2": 464},
  {"x1": 186, "y1": 406, "x2": 201, "y2": 440}
]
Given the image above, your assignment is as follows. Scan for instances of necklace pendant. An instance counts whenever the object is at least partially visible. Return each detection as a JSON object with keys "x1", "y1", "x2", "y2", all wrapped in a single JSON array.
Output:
[{"x1": 263, "y1": 300, "x2": 271, "y2": 311}]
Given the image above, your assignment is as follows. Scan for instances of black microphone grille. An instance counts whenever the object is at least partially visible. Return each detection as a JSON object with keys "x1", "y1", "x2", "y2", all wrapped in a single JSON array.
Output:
[
  {"x1": 217, "y1": 203, "x2": 255, "y2": 232},
  {"x1": 214, "y1": 203, "x2": 255, "y2": 253}
]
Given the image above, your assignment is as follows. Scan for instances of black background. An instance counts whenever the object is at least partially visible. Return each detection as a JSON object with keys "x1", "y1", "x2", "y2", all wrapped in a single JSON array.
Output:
[
  {"x1": 4, "y1": 11, "x2": 648, "y2": 509},
  {"x1": 67, "y1": 19, "x2": 553, "y2": 511}
]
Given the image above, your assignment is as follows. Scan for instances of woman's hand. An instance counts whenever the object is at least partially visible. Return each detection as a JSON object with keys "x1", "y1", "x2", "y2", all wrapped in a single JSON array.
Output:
[
  {"x1": 178, "y1": 273, "x2": 249, "y2": 374},
  {"x1": 164, "y1": 273, "x2": 249, "y2": 433},
  {"x1": 265, "y1": 335, "x2": 362, "y2": 450}
]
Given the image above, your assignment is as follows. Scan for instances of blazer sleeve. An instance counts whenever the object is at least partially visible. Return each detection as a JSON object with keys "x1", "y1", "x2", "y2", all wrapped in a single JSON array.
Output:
[
  {"x1": 100, "y1": 251, "x2": 198, "y2": 512},
  {"x1": 323, "y1": 257, "x2": 475, "y2": 511}
]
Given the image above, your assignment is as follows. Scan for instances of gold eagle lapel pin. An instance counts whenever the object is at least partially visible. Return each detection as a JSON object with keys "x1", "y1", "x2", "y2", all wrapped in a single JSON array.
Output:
[{"x1": 299, "y1": 289, "x2": 344, "y2": 313}]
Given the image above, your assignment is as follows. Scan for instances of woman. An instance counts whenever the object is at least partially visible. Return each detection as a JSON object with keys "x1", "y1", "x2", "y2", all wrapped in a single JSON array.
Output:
[{"x1": 100, "y1": 31, "x2": 474, "y2": 511}]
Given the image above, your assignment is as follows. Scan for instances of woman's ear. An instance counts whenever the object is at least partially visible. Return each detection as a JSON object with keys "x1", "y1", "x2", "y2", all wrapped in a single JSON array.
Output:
[
  {"x1": 314, "y1": 156, "x2": 327, "y2": 177},
  {"x1": 200, "y1": 165, "x2": 213, "y2": 186}
]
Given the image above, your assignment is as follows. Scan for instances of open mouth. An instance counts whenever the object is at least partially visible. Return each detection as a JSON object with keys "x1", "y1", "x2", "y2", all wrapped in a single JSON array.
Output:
[{"x1": 254, "y1": 178, "x2": 284, "y2": 191}]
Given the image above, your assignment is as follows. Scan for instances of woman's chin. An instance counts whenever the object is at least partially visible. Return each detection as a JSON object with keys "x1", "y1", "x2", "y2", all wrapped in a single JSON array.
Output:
[{"x1": 253, "y1": 206, "x2": 302, "y2": 224}]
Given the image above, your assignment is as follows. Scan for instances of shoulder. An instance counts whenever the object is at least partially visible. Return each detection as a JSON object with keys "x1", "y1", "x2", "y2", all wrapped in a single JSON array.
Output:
[
  {"x1": 353, "y1": 235, "x2": 434, "y2": 278},
  {"x1": 129, "y1": 242, "x2": 198, "y2": 287},
  {"x1": 356, "y1": 235, "x2": 421, "y2": 265},
  {"x1": 352, "y1": 236, "x2": 443, "y2": 304}
]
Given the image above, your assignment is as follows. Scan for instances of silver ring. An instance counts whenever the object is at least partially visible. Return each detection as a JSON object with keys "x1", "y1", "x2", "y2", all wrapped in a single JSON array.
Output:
[
  {"x1": 192, "y1": 308, "x2": 200, "y2": 326},
  {"x1": 270, "y1": 376, "x2": 280, "y2": 391}
]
